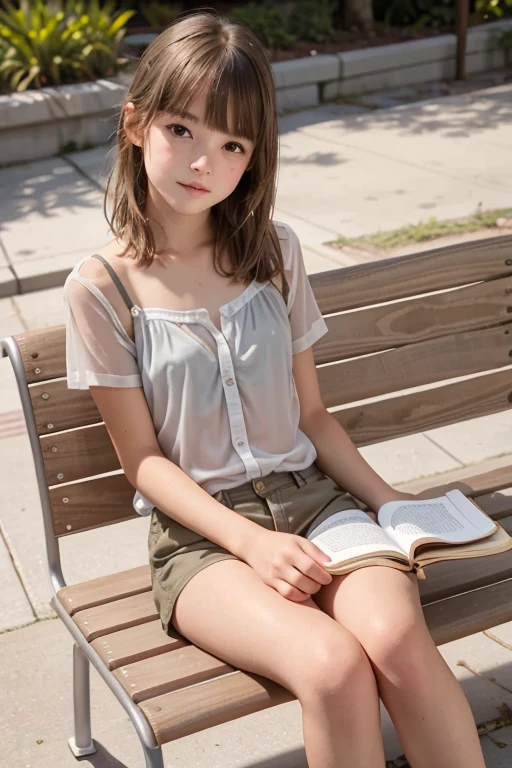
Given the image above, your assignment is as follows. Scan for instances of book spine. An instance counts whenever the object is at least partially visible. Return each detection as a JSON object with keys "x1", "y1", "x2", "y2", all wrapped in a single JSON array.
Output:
[{"x1": 413, "y1": 563, "x2": 427, "y2": 580}]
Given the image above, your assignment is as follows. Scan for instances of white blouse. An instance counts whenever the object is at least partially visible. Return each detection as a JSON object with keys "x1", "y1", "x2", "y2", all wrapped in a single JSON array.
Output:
[{"x1": 64, "y1": 221, "x2": 328, "y2": 516}]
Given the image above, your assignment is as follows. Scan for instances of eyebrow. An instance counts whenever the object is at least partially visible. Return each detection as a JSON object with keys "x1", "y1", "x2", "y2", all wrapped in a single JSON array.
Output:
[
  {"x1": 170, "y1": 109, "x2": 248, "y2": 141},
  {"x1": 174, "y1": 110, "x2": 199, "y2": 124}
]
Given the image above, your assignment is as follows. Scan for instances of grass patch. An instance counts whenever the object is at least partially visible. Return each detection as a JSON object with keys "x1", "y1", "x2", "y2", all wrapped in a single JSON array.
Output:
[{"x1": 334, "y1": 208, "x2": 512, "y2": 252}]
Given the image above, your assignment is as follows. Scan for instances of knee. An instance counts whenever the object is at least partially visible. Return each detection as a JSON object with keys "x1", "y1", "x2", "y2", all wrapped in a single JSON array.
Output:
[
  {"x1": 361, "y1": 610, "x2": 434, "y2": 684},
  {"x1": 297, "y1": 631, "x2": 374, "y2": 703}
]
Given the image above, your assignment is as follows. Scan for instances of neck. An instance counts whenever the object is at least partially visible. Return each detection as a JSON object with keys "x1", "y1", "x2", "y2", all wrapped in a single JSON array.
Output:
[{"x1": 144, "y1": 187, "x2": 215, "y2": 258}]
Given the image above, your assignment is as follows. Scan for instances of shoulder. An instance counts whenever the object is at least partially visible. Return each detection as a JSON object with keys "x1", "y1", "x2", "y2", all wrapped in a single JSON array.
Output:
[
  {"x1": 69, "y1": 240, "x2": 129, "y2": 287},
  {"x1": 272, "y1": 220, "x2": 301, "y2": 272},
  {"x1": 64, "y1": 240, "x2": 134, "y2": 335}
]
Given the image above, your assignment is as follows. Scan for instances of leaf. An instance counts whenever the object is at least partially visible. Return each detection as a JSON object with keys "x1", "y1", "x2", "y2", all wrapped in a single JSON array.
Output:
[
  {"x1": 17, "y1": 63, "x2": 41, "y2": 91},
  {"x1": 108, "y1": 10, "x2": 135, "y2": 37}
]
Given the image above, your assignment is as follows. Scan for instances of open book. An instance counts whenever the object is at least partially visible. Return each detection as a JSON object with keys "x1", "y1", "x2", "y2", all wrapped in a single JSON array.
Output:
[{"x1": 306, "y1": 489, "x2": 512, "y2": 579}]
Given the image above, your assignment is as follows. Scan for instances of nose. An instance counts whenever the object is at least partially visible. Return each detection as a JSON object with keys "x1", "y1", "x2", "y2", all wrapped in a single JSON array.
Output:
[{"x1": 190, "y1": 153, "x2": 211, "y2": 175}]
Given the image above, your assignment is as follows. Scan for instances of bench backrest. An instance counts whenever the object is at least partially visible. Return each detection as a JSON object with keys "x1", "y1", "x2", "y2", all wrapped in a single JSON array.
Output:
[{"x1": 3, "y1": 236, "x2": 512, "y2": 552}]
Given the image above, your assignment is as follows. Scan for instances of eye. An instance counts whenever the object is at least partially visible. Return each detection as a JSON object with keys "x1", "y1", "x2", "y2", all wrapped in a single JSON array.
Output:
[
  {"x1": 168, "y1": 124, "x2": 191, "y2": 138},
  {"x1": 225, "y1": 141, "x2": 244, "y2": 154}
]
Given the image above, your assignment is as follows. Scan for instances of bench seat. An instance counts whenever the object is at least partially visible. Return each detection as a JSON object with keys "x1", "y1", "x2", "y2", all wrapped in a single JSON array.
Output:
[{"x1": 55, "y1": 474, "x2": 512, "y2": 746}]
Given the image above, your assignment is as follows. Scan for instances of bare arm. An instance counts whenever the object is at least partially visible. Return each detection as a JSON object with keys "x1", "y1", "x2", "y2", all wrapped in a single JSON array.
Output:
[
  {"x1": 91, "y1": 384, "x2": 334, "y2": 601},
  {"x1": 292, "y1": 348, "x2": 413, "y2": 511},
  {"x1": 90, "y1": 386, "x2": 258, "y2": 558}
]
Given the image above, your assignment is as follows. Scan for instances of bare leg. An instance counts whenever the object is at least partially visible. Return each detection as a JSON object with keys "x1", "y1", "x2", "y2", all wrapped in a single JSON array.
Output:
[
  {"x1": 172, "y1": 559, "x2": 385, "y2": 768},
  {"x1": 314, "y1": 566, "x2": 486, "y2": 768}
]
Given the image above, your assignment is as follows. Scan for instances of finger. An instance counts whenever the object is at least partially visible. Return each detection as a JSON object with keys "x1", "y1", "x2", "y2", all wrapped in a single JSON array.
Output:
[
  {"x1": 284, "y1": 565, "x2": 323, "y2": 595},
  {"x1": 296, "y1": 543, "x2": 333, "y2": 586},
  {"x1": 275, "y1": 579, "x2": 311, "y2": 602}
]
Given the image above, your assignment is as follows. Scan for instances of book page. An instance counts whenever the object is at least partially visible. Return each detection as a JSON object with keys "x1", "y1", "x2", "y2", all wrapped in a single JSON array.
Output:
[
  {"x1": 378, "y1": 489, "x2": 496, "y2": 557},
  {"x1": 306, "y1": 509, "x2": 407, "y2": 567}
]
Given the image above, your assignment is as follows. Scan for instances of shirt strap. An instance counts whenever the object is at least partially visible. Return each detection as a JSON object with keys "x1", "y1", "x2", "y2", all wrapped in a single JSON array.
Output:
[{"x1": 89, "y1": 254, "x2": 135, "y2": 311}]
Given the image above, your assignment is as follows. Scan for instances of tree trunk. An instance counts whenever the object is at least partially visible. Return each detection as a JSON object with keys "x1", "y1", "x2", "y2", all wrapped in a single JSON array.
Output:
[{"x1": 344, "y1": 0, "x2": 374, "y2": 32}]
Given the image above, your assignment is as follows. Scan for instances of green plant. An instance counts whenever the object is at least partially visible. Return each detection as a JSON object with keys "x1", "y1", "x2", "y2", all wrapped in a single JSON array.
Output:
[
  {"x1": 0, "y1": 0, "x2": 135, "y2": 93},
  {"x1": 476, "y1": 0, "x2": 512, "y2": 19},
  {"x1": 415, "y1": 0, "x2": 456, "y2": 28},
  {"x1": 288, "y1": 0, "x2": 338, "y2": 43},
  {"x1": 141, "y1": 1, "x2": 181, "y2": 30},
  {"x1": 375, "y1": 0, "x2": 456, "y2": 27},
  {"x1": 382, "y1": 0, "x2": 418, "y2": 26},
  {"x1": 229, "y1": 3, "x2": 296, "y2": 49}
]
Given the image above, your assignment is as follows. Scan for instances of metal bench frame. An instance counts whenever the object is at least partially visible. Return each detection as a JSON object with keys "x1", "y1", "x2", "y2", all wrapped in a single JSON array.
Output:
[{"x1": 3, "y1": 334, "x2": 165, "y2": 768}]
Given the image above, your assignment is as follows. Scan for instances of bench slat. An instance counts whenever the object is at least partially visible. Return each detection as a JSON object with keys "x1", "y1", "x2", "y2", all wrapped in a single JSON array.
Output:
[
  {"x1": 334, "y1": 367, "x2": 512, "y2": 447},
  {"x1": 12, "y1": 238, "x2": 512, "y2": 383},
  {"x1": 319, "y1": 324, "x2": 511, "y2": 408},
  {"x1": 30, "y1": 380, "x2": 100, "y2": 435},
  {"x1": 15, "y1": 327, "x2": 66, "y2": 384},
  {"x1": 58, "y1": 565, "x2": 150, "y2": 616},
  {"x1": 139, "y1": 671, "x2": 295, "y2": 745},
  {"x1": 49, "y1": 456, "x2": 512, "y2": 537},
  {"x1": 417, "y1": 515, "x2": 512, "y2": 603},
  {"x1": 26, "y1": 324, "x2": 512, "y2": 439},
  {"x1": 310, "y1": 235, "x2": 512, "y2": 314},
  {"x1": 73, "y1": 591, "x2": 158, "y2": 641},
  {"x1": 317, "y1": 276, "x2": 512, "y2": 364},
  {"x1": 113, "y1": 645, "x2": 235, "y2": 703},
  {"x1": 40, "y1": 369, "x2": 512, "y2": 486},
  {"x1": 424, "y1": 577, "x2": 512, "y2": 647},
  {"x1": 399, "y1": 455, "x2": 512, "y2": 497},
  {"x1": 50, "y1": 474, "x2": 136, "y2": 536},
  {"x1": 91, "y1": 620, "x2": 184, "y2": 671},
  {"x1": 41, "y1": 423, "x2": 121, "y2": 485}
]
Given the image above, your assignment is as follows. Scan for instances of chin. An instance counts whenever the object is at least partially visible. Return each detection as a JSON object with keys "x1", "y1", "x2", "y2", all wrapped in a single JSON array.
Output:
[{"x1": 159, "y1": 195, "x2": 213, "y2": 215}]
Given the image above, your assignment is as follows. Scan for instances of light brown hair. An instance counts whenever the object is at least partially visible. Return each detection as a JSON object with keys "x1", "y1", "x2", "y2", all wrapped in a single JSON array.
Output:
[{"x1": 105, "y1": 11, "x2": 288, "y2": 302}]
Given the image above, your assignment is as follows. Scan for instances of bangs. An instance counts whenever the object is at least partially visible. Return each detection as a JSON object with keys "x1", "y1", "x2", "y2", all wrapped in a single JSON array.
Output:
[{"x1": 148, "y1": 43, "x2": 264, "y2": 142}]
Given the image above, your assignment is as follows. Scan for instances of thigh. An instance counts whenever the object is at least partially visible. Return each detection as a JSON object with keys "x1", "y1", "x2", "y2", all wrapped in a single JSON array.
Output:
[
  {"x1": 313, "y1": 565, "x2": 427, "y2": 646},
  {"x1": 172, "y1": 558, "x2": 367, "y2": 698}
]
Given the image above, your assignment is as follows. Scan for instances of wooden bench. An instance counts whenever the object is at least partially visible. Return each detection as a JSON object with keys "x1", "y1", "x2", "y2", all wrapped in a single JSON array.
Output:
[{"x1": 3, "y1": 234, "x2": 512, "y2": 767}]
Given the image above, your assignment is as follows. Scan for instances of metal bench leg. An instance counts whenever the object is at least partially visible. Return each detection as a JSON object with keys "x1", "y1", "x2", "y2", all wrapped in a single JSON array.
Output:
[
  {"x1": 68, "y1": 643, "x2": 97, "y2": 757},
  {"x1": 142, "y1": 743, "x2": 165, "y2": 768}
]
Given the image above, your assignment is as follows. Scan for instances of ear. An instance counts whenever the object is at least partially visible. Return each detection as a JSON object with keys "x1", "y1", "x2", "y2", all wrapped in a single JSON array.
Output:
[{"x1": 124, "y1": 101, "x2": 143, "y2": 148}]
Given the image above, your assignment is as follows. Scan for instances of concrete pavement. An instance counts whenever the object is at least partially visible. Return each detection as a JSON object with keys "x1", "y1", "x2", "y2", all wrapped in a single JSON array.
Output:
[{"x1": 1, "y1": 81, "x2": 512, "y2": 767}]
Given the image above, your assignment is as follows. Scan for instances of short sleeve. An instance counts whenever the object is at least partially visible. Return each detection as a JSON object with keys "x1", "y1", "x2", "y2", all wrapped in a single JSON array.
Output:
[
  {"x1": 275, "y1": 222, "x2": 328, "y2": 355},
  {"x1": 64, "y1": 270, "x2": 142, "y2": 390}
]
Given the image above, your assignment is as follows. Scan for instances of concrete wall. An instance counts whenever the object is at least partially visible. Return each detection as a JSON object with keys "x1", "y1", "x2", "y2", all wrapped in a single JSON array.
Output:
[{"x1": 1, "y1": 20, "x2": 511, "y2": 166}]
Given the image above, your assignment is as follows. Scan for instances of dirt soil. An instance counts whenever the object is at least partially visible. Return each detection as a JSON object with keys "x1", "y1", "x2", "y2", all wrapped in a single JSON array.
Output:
[{"x1": 267, "y1": 21, "x2": 454, "y2": 63}]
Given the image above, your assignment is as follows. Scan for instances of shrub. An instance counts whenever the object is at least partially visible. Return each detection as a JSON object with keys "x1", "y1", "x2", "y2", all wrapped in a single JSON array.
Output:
[
  {"x1": 476, "y1": 0, "x2": 512, "y2": 19},
  {"x1": 0, "y1": 0, "x2": 135, "y2": 93},
  {"x1": 229, "y1": 0, "x2": 338, "y2": 48},
  {"x1": 415, "y1": 0, "x2": 457, "y2": 28},
  {"x1": 229, "y1": 3, "x2": 296, "y2": 49},
  {"x1": 374, "y1": 0, "x2": 456, "y2": 28},
  {"x1": 141, "y1": 1, "x2": 182, "y2": 31},
  {"x1": 288, "y1": 0, "x2": 338, "y2": 43}
]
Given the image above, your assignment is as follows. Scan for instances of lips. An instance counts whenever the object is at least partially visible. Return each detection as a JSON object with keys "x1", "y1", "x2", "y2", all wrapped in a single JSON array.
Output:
[{"x1": 179, "y1": 182, "x2": 210, "y2": 192}]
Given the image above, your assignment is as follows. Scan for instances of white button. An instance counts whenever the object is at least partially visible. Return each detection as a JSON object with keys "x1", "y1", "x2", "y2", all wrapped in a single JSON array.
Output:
[
  {"x1": 237, "y1": 440, "x2": 244, "y2": 447},
  {"x1": 226, "y1": 378, "x2": 234, "y2": 386},
  {"x1": 135, "y1": 499, "x2": 145, "y2": 510}
]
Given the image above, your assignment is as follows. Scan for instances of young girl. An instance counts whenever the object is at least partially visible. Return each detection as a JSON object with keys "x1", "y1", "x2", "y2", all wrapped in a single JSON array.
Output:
[{"x1": 64, "y1": 12, "x2": 485, "y2": 768}]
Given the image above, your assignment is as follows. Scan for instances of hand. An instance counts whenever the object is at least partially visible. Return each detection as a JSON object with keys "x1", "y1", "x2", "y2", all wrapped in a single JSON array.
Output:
[
  {"x1": 365, "y1": 490, "x2": 416, "y2": 522},
  {"x1": 241, "y1": 528, "x2": 333, "y2": 603}
]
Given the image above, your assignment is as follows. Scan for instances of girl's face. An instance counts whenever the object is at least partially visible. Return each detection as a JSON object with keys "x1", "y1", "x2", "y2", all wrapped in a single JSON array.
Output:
[{"x1": 128, "y1": 91, "x2": 255, "y2": 217}]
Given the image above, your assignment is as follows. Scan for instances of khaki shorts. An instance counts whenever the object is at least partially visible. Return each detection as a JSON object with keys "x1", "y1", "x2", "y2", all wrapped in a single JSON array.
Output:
[{"x1": 148, "y1": 463, "x2": 364, "y2": 638}]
